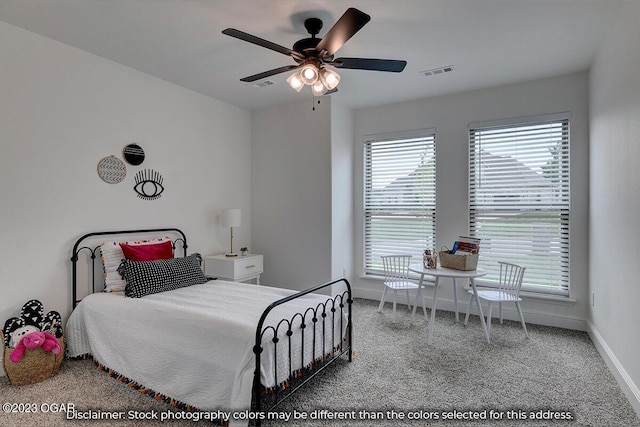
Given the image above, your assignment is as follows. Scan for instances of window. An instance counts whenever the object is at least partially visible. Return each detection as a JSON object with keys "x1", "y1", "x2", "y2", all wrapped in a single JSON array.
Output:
[
  {"x1": 469, "y1": 113, "x2": 570, "y2": 296},
  {"x1": 364, "y1": 130, "x2": 436, "y2": 275}
]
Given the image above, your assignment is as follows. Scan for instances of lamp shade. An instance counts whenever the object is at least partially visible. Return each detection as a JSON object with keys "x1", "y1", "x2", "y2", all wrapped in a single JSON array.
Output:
[
  {"x1": 286, "y1": 73, "x2": 304, "y2": 92},
  {"x1": 311, "y1": 80, "x2": 328, "y2": 96},
  {"x1": 300, "y1": 64, "x2": 319, "y2": 85},
  {"x1": 320, "y1": 68, "x2": 340, "y2": 90},
  {"x1": 220, "y1": 208, "x2": 241, "y2": 228}
]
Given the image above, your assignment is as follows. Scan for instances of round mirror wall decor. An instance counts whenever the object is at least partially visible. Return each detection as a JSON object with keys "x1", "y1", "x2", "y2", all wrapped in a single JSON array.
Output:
[
  {"x1": 123, "y1": 143, "x2": 145, "y2": 166},
  {"x1": 97, "y1": 155, "x2": 127, "y2": 184}
]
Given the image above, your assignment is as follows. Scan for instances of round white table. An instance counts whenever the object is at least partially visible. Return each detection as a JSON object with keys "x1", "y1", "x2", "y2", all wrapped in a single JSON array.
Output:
[{"x1": 409, "y1": 264, "x2": 488, "y2": 344}]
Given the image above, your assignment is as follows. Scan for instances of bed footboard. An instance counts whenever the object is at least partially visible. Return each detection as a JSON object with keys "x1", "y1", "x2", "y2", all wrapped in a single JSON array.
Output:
[{"x1": 252, "y1": 278, "x2": 352, "y2": 422}]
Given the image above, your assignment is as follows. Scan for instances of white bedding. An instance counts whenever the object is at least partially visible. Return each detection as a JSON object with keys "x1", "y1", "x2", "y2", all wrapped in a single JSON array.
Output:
[{"x1": 66, "y1": 280, "x2": 348, "y2": 418}]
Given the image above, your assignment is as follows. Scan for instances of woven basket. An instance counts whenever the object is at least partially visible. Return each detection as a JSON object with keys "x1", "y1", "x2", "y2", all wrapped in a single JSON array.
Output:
[
  {"x1": 439, "y1": 250, "x2": 479, "y2": 271},
  {"x1": 1, "y1": 329, "x2": 65, "y2": 386}
]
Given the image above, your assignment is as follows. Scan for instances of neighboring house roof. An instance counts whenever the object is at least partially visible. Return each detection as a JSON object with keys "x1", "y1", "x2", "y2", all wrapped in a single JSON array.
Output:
[
  {"x1": 379, "y1": 151, "x2": 555, "y2": 203},
  {"x1": 477, "y1": 151, "x2": 552, "y2": 192},
  {"x1": 379, "y1": 158, "x2": 435, "y2": 206}
]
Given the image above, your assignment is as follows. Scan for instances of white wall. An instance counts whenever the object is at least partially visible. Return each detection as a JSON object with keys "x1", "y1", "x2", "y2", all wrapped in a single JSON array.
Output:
[
  {"x1": 330, "y1": 102, "x2": 354, "y2": 286},
  {"x1": 251, "y1": 98, "x2": 333, "y2": 290},
  {"x1": 0, "y1": 21, "x2": 251, "y2": 373},
  {"x1": 353, "y1": 73, "x2": 590, "y2": 330},
  {"x1": 589, "y1": 1, "x2": 640, "y2": 414},
  {"x1": 250, "y1": 97, "x2": 354, "y2": 292}
]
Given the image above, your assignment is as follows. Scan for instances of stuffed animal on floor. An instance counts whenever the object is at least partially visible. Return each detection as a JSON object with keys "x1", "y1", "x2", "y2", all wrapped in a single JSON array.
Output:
[
  {"x1": 7, "y1": 325, "x2": 40, "y2": 349},
  {"x1": 9, "y1": 331, "x2": 61, "y2": 363},
  {"x1": 3, "y1": 299, "x2": 63, "y2": 348}
]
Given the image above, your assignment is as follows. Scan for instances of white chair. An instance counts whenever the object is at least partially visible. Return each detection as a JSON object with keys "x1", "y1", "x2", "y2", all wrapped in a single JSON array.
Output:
[
  {"x1": 378, "y1": 255, "x2": 422, "y2": 317},
  {"x1": 464, "y1": 261, "x2": 528, "y2": 341}
]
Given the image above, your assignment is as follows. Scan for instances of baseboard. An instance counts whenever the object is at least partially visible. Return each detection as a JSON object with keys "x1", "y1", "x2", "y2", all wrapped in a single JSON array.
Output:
[
  {"x1": 587, "y1": 321, "x2": 640, "y2": 419},
  {"x1": 353, "y1": 285, "x2": 587, "y2": 331}
]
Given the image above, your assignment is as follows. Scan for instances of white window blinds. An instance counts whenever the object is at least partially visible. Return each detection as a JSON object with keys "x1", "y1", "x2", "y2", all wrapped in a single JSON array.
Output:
[
  {"x1": 469, "y1": 114, "x2": 570, "y2": 295},
  {"x1": 364, "y1": 130, "x2": 436, "y2": 275}
]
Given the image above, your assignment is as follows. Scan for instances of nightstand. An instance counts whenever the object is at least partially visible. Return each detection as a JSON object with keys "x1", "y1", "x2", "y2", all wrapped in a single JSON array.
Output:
[{"x1": 204, "y1": 254, "x2": 263, "y2": 285}]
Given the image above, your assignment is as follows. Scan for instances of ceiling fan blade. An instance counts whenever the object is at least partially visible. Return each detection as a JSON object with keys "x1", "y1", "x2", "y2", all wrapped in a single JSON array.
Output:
[
  {"x1": 325, "y1": 87, "x2": 338, "y2": 95},
  {"x1": 239, "y1": 65, "x2": 302, "y2": 82},
  {"x1": 316, "y1": 8, "x2": 370, "y2": 57},
  {"x1": 331, "y1": 57, "x2": 407, "y2": 72},
  {"x1": 222, "y1": 28, "x2": 304, "y2": 61}
]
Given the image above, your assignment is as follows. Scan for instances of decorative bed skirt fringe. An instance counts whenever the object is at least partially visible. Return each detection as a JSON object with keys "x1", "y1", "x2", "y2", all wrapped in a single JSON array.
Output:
[
  {"x1": 262, "y1": 340, "x2": 347, "y2": 396},
  {"x1": 70, "y1": 354, "x2": 227, "y2": 426},
  {"x1": 69, "y1": 339, "x2": 349, "y2": 422}
]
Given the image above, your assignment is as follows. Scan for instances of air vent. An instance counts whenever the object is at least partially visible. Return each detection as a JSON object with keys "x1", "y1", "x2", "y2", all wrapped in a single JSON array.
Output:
[
  {"x1": 253, "y1": 80, "x2": 276, "y2": 88},
  {"x1": 420, "y1": 65, "x2": 454, "y2": 77}
]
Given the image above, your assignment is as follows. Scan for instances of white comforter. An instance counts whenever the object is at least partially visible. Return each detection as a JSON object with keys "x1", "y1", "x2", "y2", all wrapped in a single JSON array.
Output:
[{"x1": 66, "y1": 280, "x2": 348, "y2": 418}]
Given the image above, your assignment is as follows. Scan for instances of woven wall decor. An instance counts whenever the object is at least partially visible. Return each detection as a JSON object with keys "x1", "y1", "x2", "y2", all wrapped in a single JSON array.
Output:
[{"x1": 97, "y1": 155, "x2": 127, "y2": 184}]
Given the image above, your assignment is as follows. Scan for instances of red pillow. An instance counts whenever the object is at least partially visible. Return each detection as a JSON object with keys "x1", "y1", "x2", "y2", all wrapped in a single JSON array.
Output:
[{"x1": 120, "y1": 240, "x2": 174, "y2": 261}]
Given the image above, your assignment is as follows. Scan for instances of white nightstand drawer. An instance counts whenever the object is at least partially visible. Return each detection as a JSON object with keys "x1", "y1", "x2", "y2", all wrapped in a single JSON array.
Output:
[
  {"x1": 204, "y1": 254, "x2": 263, "y2": 284},
  {"x1": 233, "y1": 256, "x2": 263, "y2": 279}
]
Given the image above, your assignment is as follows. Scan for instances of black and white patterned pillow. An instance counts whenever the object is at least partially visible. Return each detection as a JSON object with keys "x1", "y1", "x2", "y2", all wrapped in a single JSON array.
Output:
[{"x1": 119, "y1": 253, "x2": 207, "y2": 298}]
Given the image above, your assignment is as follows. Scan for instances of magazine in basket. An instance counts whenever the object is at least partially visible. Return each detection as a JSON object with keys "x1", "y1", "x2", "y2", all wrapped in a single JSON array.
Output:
[{"x1": 439, "y1": 236, "x2": 481, "y2": 270}]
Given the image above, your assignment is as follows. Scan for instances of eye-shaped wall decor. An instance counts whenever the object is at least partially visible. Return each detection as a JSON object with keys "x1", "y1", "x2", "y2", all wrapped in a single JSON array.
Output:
[
  {"x1": 97, "y1": 155, "x2": 127, "y2": 184},
  {"x1": 123, "y1": 143, "x2": 145, "y2": 166},
  {"x1": 133, "y1": 169, "x2": 165, "y2": 200}
]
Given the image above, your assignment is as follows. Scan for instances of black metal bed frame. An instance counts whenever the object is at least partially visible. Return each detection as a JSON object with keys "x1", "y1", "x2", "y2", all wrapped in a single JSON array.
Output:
[
  {"x1": 71, "y1": 228, "x2": 188, "y2": 308},
  {"x1": 70, "y1": 228, "x2": 353, "y2": 423},
  {"x1": 252, "y1": 278, "x2": 352, "y2": 421}
]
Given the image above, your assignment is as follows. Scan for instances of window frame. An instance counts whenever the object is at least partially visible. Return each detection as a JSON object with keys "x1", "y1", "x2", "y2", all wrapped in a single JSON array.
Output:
[
  {"x1": 362, "y1": 128, "x2": 437, "y2": 276},
  {"x1": 468, "y1": 113, "x2": 571, "y2": 296}
]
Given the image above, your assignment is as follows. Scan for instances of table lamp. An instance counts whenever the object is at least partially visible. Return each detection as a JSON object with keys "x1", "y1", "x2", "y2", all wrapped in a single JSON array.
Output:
[{"x1": 220, "y1": 208, "x2": 241, "y2": 257}]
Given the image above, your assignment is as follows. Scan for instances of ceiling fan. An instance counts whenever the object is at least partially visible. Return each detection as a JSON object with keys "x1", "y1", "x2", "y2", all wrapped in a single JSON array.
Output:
[{"x1": 222, "y1": 8, "x2": 407, "y2": 96}]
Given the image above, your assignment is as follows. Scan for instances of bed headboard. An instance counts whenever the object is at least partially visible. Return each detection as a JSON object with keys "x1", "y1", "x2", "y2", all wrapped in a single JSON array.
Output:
[{"x1": 70, "y1": 228, "x2": 188, "y2": 309}]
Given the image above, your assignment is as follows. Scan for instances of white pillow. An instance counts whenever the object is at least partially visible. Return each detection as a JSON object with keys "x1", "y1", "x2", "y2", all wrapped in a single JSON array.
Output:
[{"x1": 100, "y1": 236, "x2": 172, "y2": 292}]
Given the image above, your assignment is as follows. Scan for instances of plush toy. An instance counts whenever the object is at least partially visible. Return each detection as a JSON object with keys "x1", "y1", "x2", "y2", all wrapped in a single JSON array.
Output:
[
  {"x1": 20, "y1": 299, "x2": 45, "y2": 328},
  {"x1": 9, "y1": 331, "x2": 62, "y2": 363},
  {"x1": 3, "y1": 299, "x2": 63, "y2": 348},
  {"x1": 7, "y1": 325, "x2": 40, "y2": 349}
]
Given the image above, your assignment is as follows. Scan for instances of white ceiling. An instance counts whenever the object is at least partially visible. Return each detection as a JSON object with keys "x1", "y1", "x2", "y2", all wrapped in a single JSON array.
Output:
[{"x1": 0, "y1": 0, "x2": 623, "y2": 111}]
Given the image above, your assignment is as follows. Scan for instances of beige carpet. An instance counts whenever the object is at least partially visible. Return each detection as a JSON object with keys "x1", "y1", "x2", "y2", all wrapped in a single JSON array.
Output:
[{"x1": 1, "y1": 298, "x2": 638, "y2": 427}]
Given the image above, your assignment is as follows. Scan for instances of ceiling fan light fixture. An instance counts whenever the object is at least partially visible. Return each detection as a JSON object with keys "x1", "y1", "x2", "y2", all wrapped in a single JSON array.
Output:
[
  {"x1": 319, "y1": 68, "x2": 341, "y2": 90},
  {"x1": 311, "y1": 80, "x2": 328, "y2": 96},
  {"x1": 224, "y1": 8, "x2": 407, "y2": 100},
  {"x1": 286, "y1": 72, "x2": 305, "y2": 92},
  {"x1": 300, "y1": 64, "x2": 319, "y2": 85}
]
